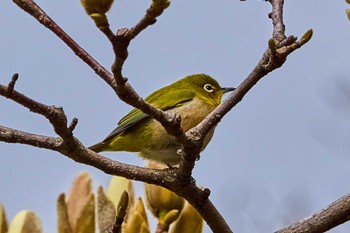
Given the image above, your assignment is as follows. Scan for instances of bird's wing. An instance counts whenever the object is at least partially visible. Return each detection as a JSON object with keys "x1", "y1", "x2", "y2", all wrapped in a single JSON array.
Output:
[{"x1": 102, "y1": 89, "x2": 195, "y2": 143}]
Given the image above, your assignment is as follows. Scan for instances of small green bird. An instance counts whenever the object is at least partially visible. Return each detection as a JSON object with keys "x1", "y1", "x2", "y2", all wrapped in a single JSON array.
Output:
[{"x1": 89, "y1": 74, "x2": 235, "y2": 164}]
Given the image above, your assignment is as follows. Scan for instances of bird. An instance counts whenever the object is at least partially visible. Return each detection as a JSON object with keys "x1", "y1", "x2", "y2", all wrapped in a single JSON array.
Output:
[{"x1": 89, "y1": 74, "x2": 235, "y2": 164}]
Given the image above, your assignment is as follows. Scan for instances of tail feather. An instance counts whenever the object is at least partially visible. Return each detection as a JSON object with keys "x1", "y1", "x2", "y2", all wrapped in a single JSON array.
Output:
[{"x1": 88, "y1": 142, "x2": 106, "y2": 153}]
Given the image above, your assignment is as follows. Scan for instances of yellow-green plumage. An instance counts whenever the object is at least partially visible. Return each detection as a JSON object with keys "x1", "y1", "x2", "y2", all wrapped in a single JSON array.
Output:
[{"x1": 89, "y1": 74, "x2": 234, "y2": 164}]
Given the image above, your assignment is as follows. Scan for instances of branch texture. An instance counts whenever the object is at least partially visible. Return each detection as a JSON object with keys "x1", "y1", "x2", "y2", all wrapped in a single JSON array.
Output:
[{"x1": 276, "y1": 194, "x2": 350, "y2": 233}]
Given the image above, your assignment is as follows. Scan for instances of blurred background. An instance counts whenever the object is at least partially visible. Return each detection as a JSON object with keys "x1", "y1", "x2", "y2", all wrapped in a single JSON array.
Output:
[{"x1": 1, "y1": 0, "x2": 350, "y2": 232}]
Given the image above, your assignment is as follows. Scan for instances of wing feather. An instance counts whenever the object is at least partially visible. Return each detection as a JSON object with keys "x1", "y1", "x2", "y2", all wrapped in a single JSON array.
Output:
[{"x1": 102, "y1": 89, "x2": 195, "y2": 143}]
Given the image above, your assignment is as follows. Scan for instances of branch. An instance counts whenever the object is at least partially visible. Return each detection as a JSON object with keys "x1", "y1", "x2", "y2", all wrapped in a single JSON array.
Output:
[
  {"x1": 5, "y1": 0, "x2": 312, "y2": 233},
  {"x1": 0, "y1": 74, "x2": 227, "y2": 232},
  {"x1": 0, "y1": 125, "x2": 61, "y2": 150},
  {"x1": 12, "y1": 0, "x2": 115, "y2": 89},
  {"x1": 192, "y1": 0, "x2": 309, "y2": 139},
  {"x1": 276, "y1": 193, "x2": 350, "y2": 233}
]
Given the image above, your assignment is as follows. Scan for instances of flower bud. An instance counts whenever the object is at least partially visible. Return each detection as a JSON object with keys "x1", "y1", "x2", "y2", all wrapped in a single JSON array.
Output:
[
  {"x1": 299, "y1": 29, "x2": 313, "y2": 46},
  {"x1": 145, "y1": 162, "x2": 184, "y2": 223},
  {"x1": 80, "y1": 0, "x2": 114, "y2": 28},
  {"x1": 80, "y1": 0, "x2": 114, "y2": 15},
  {"x1": 170, "y1": 202, "x2": 203, "y2": 233},
  {"x1": 123, "y1": 198, "x2": 150, "y2": 233},
  {"x1": 8, "y1": 210, "x2": 43, "y2": 233},
  {"x1": 0, "y1": 204, "x2": 8, "y2": 233}
]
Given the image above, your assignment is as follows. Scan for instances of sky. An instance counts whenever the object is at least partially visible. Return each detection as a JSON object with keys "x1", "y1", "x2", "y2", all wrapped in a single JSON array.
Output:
[{"x1": 1, "y1": 0, "x2": 350, "y2": 232}]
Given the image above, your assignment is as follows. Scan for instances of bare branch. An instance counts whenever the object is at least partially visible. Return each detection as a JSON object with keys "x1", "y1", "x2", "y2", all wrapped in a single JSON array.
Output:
[
  {"x1": 12, "y1": 0, "x2": 116, "y2": 89},
  {"x1": 276, "y1": 193, "x2": 350, "y2": 233},
  {"x1": 4, "y1": 0, "x2": 314, "y2": 233},
  {"x1": 190, "y1": 0, "x2": 307, "y2": 140},
  {"x1": 11, "y1": 0, "x2": 186, "y2": 144},
  {"x1": 0, "y1": 125, "x2": 61, "y2": 150},
  {"x1": 0, "y1": 74, "x2": 226, "y2": 232}
]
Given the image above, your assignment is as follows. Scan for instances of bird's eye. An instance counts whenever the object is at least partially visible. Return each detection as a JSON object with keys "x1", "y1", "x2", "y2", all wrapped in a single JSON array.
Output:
[{"x1": 203, "y1": 84, "x2": 214, "y2": 93}]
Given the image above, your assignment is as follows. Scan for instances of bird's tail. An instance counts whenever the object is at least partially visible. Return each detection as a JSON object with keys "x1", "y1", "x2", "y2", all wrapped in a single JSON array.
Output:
[{"x1": 88, "y1": 142, "x2": 105, "y2": 153}]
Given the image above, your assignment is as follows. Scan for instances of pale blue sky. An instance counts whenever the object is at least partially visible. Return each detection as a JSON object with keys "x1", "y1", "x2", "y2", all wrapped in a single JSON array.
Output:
[{"x1": 1, "y1": 1, "x2": 350, "y2": 232}]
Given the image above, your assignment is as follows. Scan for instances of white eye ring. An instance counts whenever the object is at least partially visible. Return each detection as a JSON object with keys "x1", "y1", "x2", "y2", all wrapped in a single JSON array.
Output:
[{"x1": 203, "y1": 84, "x2": 214, "y2": 92}]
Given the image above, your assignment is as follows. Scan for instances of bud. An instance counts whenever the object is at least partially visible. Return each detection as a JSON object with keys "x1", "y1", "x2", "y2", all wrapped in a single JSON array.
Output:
[
  {"x1": 347, "y1": 9, "x2": 350, "y2": 20},
  {"x1": 299, "y1": 29, "x2": 313, "y2": 46},
  {"x1": 97, "y1": 187, "x2": 116, "y2": 232},
  {"x1": 147, "y1": 0, "x2": 171, "y2": 18},
  {"x1": 170, "y1": 202, "x2": 203, "y2": 233},
  {"x1": 80, "y1": 0, "x2": 114, "y2": 15},
  {"x1": 123, "y1": 198, "x2": 150, "y2": 233},
  {"x1": 145, "y1": 162, "x2": 184, "y2": 223},
  {"x1": 57, "y1": 172, "x2": 95, "y2": 233},
  {"x1": 8, "y1": 210, "x2": 43, "y2": 233},
  {"x1": 0, "y1": 204, "x2": 8, "y2": 233},
  {"x1": 80, "y1": 0, "x2": 115, "y2": 28},
  {"x1": 65, "y1": 172, "x2": 94, "y2": 232},
  {"x1": 268, "y1": 38, "x2": 277, "y2": 53}
]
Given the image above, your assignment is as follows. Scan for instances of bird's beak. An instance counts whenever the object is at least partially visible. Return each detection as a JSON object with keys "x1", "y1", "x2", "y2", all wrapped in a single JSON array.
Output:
[{"x1": 221, "y1": 87, "x2": 235, "y2": 93}]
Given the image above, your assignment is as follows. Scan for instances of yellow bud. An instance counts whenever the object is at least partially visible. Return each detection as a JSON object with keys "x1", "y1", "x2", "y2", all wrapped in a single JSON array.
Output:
[
  {"x1": 347, "y1": 9, "x2": 350, "y2": 20},
  {"x1": 8, "y1": 210, "x2": 43, "y2": 233},
  {"x1": 107, "y1": 176, "x2": 133, "y2": 210},
  {"x1": 116, "y1": 191, "x2": 129, "y2": 219},
  {"x1": 57, "y1": 193, "x2": 72, "y2": 233},
  {"x1": 148, "y1": 0, "x2": 171, "y2": 18},
  {"x1": 145, "y1": 162, "x2": 184, "y2": 221},
  {"x1": 123, "y1": 198, "x2": 150, "y2": 233},
  {"x1": 170, "y1": 202, "x2": 203, "y2": 233},
  {"x1": 299, "y1": 29, "x2": 313, "y2": 46},
  {"x1": 80, "y1": 0, "x2": 114, "y2": 15},
  {"x1": 0, "y1": 204, "x2": 8, "y2": 233},
  {"x1": 107, "y1": 176, "x2": 134, "y2": 221},
  {"x1": 162, "y1": 209, "x2": 180, "y2": 226}
]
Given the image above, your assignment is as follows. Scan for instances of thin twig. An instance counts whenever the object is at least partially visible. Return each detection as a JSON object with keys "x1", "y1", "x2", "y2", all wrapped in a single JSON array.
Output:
[
  {"x1": 12, "y1": 0, "x2": 116, "y2": 89},
  {"x1": 275, "y1": 194, "x2": 350, "y2": 233}
]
